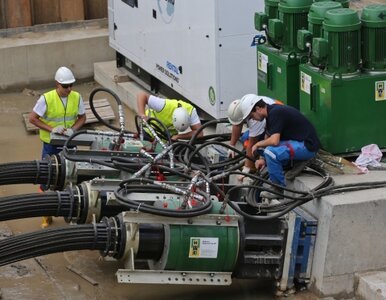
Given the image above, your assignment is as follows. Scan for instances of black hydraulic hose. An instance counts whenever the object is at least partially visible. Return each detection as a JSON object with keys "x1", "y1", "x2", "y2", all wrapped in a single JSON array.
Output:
[
  {"x1": 111, "y1": 157, "x2": 193, "y2": 180},
  {"x1": 222, "y1": 166, "x2": 332, "y2": 220},
  {"x1": 89, "y1": 87, "x2": 134, "y2": 134},
  {"x1": 191, "y1": 132, "x2": 232, "y2": 143},
  {"x1": 188, "y1": 140, "x2": 249, "y2": 170},
  {"x1": 172, "y1": 141, "x2": 210, "y2": 174},
  {"x1": 264, "y1": 27, "x2": 281, "y2": 50},
  {"x1": 114, "y1": 178, "x2": 213, "y2": 217},
  {"x1": 188, "y1": 118, "x2": 229, "y2": 147},
  {"x1": 0, "y1": 217, "x2": 123, "y2": 267},
  {"x1": 62, "y1": 130, "x2": 116, "y2": 168},
  {"x1": 0, "y1": 160, "x2": 56, "y2": 187},
  {"x1": 135, "y1": 115, "x2": 172, "y2": 143}
]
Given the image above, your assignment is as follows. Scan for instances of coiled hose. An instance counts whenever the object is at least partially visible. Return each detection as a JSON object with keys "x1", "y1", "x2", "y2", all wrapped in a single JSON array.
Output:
[{"x1": 0, "y1": 217, "x2": 124, "y2": 267}]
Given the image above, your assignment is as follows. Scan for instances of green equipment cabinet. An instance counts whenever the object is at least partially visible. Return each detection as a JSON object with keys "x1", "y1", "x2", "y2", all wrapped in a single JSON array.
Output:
[
  {"x1": 255, "y1": 0, "x2": 313, "y2": 108},
  {"x1": 299, "y1": 5, "x2": 386, "y2": 154}
]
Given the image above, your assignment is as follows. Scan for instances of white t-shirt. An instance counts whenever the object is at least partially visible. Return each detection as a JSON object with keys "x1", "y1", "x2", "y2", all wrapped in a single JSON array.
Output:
[
  {"x1": 247, "y1": 118, "x2": 266, "y2": 137},
  {"x1": 148, "y1": 95, "x2": 201, "y2": 126},
  {"x1": 32, "y1": 93, "x2": 85, "y2": 117},
  {"x1": 247, "y1": 96, "x2": 275, "y2": 137}
]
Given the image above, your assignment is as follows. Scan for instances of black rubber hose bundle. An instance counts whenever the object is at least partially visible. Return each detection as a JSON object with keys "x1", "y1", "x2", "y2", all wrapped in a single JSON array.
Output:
[
  {"x1": 0, "y1": 191, "x2": 75, "y2": 221},
  {"x1": 0, "y1": 160, "x2": 55, "y2": 186},
  {"x1": 0, "y1": 217, "x2": 122, "y2": 267}
]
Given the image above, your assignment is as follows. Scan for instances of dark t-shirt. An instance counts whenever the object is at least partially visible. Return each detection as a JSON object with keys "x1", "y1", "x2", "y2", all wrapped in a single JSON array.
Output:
[{"x1": 266, "y1": 104, "x2": 321, "y2": 152}]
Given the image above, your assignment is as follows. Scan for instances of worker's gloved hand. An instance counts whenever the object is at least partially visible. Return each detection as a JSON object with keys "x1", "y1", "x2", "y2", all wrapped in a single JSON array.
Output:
[
  {"x1": 64, "y1": 128, "x2": 74, "y2": 137},
  {"x1": 237, "y1": 166, "x2": 251, "y2": 183},
  {"x1": 227, "y1": 148, "x2": 235, "y2": 158},
  {"x1": 52, "y1": 126, "x2": 65, "y2": 135}
]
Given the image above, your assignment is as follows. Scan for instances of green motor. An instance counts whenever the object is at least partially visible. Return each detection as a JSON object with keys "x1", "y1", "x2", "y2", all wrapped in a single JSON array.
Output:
[
  {"x1": 318, "y1": 8, "x2": 361, "y2": 73},
  {"x1": 308, "y1": 1, "x2": 342, "y2": 37},
  {"x1": 268, "y1": 0, "x2": 313, "y2": 52},
  {"x1": 361, "y1": 4, "x2": 386, "y2": 71},
  {"x1": 313, "y1": 0, "x2": 350, "y2": 9},
  {"x1": 265, "y1": 0, "x2": 280, "y2": 19}
]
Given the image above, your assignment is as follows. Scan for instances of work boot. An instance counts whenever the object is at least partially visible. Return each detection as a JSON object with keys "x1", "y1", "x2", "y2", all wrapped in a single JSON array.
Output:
[
  {"x1": 285, "y1": 160, "x2": 310, "y2": 181},
  {"x1": 260, "y1": 186, "x2": 284, "y2": 200},
  {"x1": 41, "y1": 216, "x2": 53, "y2": 229}
]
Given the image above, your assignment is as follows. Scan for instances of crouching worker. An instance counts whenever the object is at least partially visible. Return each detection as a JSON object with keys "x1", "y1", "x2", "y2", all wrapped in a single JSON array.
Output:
[
  {"x1": 137, "y1": 92, "x2": 203, "y2": 141},
  {"x1": 246, "y1": 98, "x2": 320, "y2": 199},
  {"x1": 227, "y1": 94, "x2": 278, "y2": 183}
]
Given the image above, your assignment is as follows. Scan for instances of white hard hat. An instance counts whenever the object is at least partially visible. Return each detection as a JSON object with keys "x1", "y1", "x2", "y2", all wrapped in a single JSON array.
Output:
[
  {"x1": 172, "y1": 107, "x2": 190, "y2": 132},
  {"x1": 240, "y1": 94, "x2": 261, "y2": 120},
  {"x1": 227, "y1": 99, "x2": 243, "y2": 125},
  {"x1": 55, "y1": 66, "x2": 76, "y2": 84}
]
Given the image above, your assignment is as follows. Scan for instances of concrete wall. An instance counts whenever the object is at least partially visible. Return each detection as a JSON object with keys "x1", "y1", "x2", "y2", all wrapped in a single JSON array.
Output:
[
  {"x1": 290, "y1": 172, "x2": 386, "y2": 298},
  {"x1": 0, "y1": 21, "x2": 114, "y2": 91}
]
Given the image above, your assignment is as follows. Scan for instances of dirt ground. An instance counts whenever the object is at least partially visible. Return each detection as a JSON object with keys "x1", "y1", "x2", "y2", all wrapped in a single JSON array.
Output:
[{"x1": 0, "y1": 82, "x2": 325, "y2": 300}]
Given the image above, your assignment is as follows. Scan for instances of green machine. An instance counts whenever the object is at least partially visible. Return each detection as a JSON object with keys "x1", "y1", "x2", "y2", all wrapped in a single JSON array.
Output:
[
  {"x1": 255, "y1": 0, "x2": 313, "y2": 108},
  {"x1": 313, "y1": 0, "x2": 350, "y2": 9},
  {"x1": 298, "y1": 5, "x2": 386, "y2": 154},
  {"x1": 297, "y1": 2, "x2": 343, "y2": 72},
  {"x1": 265, "y1": 0, "x2": 280, "y2": 19}
]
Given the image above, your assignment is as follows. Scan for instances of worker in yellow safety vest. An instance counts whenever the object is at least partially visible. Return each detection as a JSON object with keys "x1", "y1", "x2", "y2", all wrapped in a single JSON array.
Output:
[
  {"x1": 137, "y1": 91, "x2": 203, "y2": 140},
  {"x1": 29, "y1": 66, "x2": 86, "y2": 228}
]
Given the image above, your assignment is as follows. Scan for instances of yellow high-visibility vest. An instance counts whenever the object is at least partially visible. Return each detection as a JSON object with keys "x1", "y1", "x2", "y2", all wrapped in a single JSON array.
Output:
[{"x1": 39, "y1": 90, "x2": 80, "y2": 143}]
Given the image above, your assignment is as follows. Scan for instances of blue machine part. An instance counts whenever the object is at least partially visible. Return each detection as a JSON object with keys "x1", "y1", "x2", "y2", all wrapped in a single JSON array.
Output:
[{"x1": 285, "y1": 207, "x2": 318, "y2": 290}]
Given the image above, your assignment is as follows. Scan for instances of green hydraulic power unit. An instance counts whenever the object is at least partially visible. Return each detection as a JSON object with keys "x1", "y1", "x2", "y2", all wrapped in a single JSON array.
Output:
[
  {"x1": 255, "y1": 0, "x2": 313, "y2": 108},
  {"x1": 298, "y1": 5, "x2": 386, "y2": 154}
]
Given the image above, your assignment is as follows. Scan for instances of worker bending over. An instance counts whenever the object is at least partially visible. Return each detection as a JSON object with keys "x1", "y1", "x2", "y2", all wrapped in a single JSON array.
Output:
[
  {"x1": 137, "y1": 92, "x2": 203, "y2": 140},
  {"x1": 244, "y1": 98, "x2": 320, "y2": 199}
]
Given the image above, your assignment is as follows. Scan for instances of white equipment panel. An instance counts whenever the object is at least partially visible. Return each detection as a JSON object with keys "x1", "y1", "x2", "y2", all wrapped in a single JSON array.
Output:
[{"x1": 108, "y1": 0, "x2": 265, "y2": 119}]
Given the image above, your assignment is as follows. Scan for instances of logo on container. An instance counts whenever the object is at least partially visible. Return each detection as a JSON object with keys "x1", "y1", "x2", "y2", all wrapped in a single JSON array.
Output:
[{"x1": 157, "y1": 0, "x2": 175, "y2": 24}]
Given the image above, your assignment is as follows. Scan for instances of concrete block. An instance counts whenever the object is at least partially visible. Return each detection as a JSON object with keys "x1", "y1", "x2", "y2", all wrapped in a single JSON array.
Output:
[
  {"x1": 94, "y1": 61, "x2": 145, "y2": 112},
  {"x1": 0, "y1": 24, "x2": 114, "y2": 91},
  {"x1": 293, "y1": 172, "x2": 386, "y2": 298},
  {"x1": 357, "y1": 271, "x2": 386, "y2": 300}
]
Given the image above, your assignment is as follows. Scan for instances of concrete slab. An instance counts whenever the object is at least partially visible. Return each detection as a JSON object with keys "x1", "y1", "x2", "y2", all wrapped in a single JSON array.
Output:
[
  {"x1": 357, "y1": 271, "x2": 386, "y2": 300},
  {"x1": 0, "y1": 22, "x2": 114, "y2": 91}
]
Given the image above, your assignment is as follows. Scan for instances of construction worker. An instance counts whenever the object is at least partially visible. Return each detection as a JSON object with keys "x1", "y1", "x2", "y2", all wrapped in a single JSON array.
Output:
[
  {"x1": 137, "y1": 91, "x2": 203, "y2": 140},
  {"x1": 244, "y1": 97, "x2": 320, "y2": 199},
  {"x1": 29, "y1": 66, "x2": 86, "y2": 228},
  {"x1": 227, "y1": 94, "x2": 278, "y2": 182}
]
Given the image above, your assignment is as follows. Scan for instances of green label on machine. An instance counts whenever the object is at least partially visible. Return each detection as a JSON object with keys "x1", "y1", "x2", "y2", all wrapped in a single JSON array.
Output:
[{"x1": 189, "y1": 237, "x2": 219, "y2": 259}]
